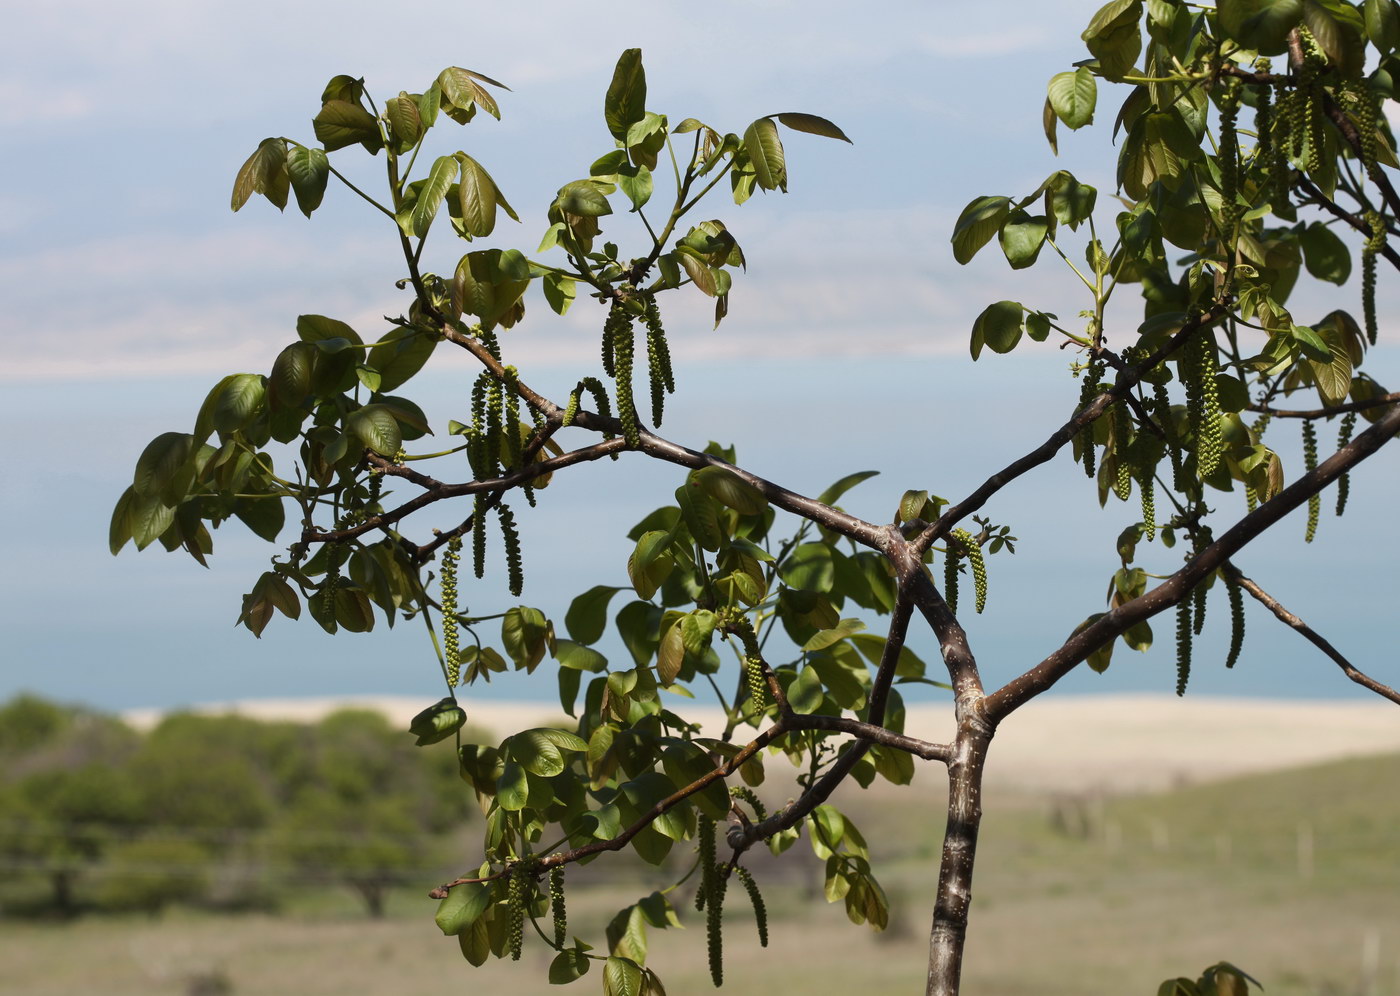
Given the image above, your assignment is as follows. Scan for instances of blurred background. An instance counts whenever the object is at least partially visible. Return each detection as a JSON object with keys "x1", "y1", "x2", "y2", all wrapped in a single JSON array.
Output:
[{"x1": 2, "y1": 0, "x2": 1399, "y2": 992}]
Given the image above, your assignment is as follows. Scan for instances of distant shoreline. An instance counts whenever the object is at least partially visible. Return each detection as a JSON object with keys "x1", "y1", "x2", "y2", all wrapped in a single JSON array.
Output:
[{"x1": 121, "y1": 693, "x2": 1400, "y2": 795}]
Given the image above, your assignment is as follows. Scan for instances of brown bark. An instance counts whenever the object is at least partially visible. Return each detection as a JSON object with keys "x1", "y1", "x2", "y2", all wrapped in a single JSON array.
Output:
[{"x1": 926, "y1": 716, "x2": 994, "y2": 995}]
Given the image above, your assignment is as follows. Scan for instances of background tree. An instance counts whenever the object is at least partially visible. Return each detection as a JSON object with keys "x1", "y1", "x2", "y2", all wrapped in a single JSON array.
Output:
[{"x1": 113, "y1": 5, "x2": 1400, "y2": 993}]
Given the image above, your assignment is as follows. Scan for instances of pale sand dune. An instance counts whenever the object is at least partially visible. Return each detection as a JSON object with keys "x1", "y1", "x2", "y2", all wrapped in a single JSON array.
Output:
[{"x1": 124, "y1": 693, "x2": 1400, "y2": 794}]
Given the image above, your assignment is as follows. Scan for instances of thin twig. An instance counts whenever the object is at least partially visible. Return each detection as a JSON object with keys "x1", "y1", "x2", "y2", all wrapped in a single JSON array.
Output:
[{"x1": 1221, "y1": 562, "x2": 1400, "y2": 705}]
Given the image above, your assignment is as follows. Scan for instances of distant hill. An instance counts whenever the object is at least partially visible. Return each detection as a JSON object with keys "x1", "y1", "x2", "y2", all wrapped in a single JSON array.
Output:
[{"x1": 124, "y1": 693, "x2": 1400, "y2": 794}]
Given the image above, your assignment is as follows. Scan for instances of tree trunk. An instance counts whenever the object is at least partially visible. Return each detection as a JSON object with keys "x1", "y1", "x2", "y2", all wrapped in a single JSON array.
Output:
[
  {"x1": 356, "y1": 880, "x2": 386, "y2": 919},
  {"x1": 925, "y1": 717, "x2": 994, "y2": 996},
  {"x1": 50, "y1": 869, "x2": 77, "y2": 919}
]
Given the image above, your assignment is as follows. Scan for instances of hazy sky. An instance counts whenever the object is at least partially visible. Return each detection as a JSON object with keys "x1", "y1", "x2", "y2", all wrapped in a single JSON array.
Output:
[{"x1": 3, "y1": 1, "x2": 1397, "y2": 715}]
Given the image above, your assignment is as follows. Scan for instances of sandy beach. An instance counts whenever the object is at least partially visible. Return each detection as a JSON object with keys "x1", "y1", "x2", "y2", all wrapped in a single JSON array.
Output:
[{"x1": 124, "y1": 692, "x2": 1400, "y2": 795}]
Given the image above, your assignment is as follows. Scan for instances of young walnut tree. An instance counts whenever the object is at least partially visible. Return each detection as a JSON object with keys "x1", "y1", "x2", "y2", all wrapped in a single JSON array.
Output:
[{"x1": 113, "y1": 5, "x2": 1400, "y2": 992}]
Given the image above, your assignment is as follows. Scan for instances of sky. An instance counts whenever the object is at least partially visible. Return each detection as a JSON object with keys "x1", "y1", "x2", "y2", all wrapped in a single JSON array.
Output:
[{"x1": 2, "y1": 0, "x2": 1398, "y2": 716}]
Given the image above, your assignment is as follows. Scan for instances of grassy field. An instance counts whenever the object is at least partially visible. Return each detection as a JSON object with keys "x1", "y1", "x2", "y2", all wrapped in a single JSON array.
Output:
[{"x1": 2, "y1": 752, "x2": 1397, "y2": 995}]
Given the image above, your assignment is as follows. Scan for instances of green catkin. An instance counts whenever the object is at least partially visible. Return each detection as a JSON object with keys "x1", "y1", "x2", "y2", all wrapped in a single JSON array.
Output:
[
  {"x1": 1218, "y1": 76, "x2": 1241, "y2": 241},
  {"x1": 472, "y1": 496, "x2": 487, "y2": 579},
  {"x1": 730, "y1": 786, "x2": 768, "y2": 823},
  {"x1": 643, "y1": 298, "x2": 675, "y2": 426},
  {"x1": 1336, "y1": 412, "x2": 1356, "y2": 516},
  {"x1": 561, "y1": 388, "x2": 582, "y2": 427},
  {"x1": 1303, "y1": 419, "x2": 1320, "y2": 542},
  {"x1": 1350, "y1": 79, "x2": 1383, "y2": 185},
  {"x1": 477, "y1": 326, "x2": 502, "y2": 362},
  {"x1": 1364, "y1": 210, "x2": 1384, "y2": 346},
  {"x1": 745, "y1": 653, "x2": 766, "y2": 709},
  {"x1": 1113, "y1": 401, "x2": 1134, "y2": 502},
  {"x1": 549, "y1": 866, "x2": 566, "y2": 947},
  {"x1": 951, "y1": 528, "x2": 987, "y2": 614},
  {"x1": 1191, "y1": 527, "x2": 1210, "y2": 639},
  {"x1": 1269, "y1": 82, "x2": 1295, "y2": 206},
  {"x1": 943, "y1": 538, "x2": 961, "y2": 615},
  {"x1": 695, "y1": 817, "x2": 715, "y2": 913},
  {"x1": 1153, "y1": 382, "x2": 1188, "y2": 495},
  {"x1": 1138, "y1": 467, "x2": 1157, "y2": 540},
  {"x1": 497, "y1": 503, "x2": 523, "y2": 597},
  {"x1": 323, "y1": 544, "x2": 343, "y2": 614},
  {"x1": 442, "y1": 535, "x2": 462, "y2": 686},
  {"x1": 1175, "y1": 596, "x2": 1193, "y2": 696},
  {"x1": 1188, "y1": 331, "x2": 1223, "y2": 479},
  {"x1": 469, "y1": 374, "x2": 490, "y2": 475},
  {"x1": 1225, "y1": 574, "x2": 1245, "y2": 670},
  {"x1": 366, "y1": 471, "x2": 383, "y2": 514},
  {"x1": 1286, "y1": 84, "x2": 1306, "y2": 160},
  {"x1": 502, "y1": 366, "x2": 523, "y2": 470},
  {"x1": 734, "y1": 866, "x2": 768, "y2": 948},
  {"x1": 1299, "y1": 34, "x2": 1325, "y2": 175},
  {"x1": 706, "y1": 870, "x2": 727, "y2": 987},
  {"x1": 1078, "y1": 357, "x2": 1105, "y2": 478},
  {"x1": 507, "y1": 862, "x2": 527, "y2": 961},
  {"x1": 729, "y1": 617, "x2": 767, "y2": 709},
  {"x1": 600, "y1": 302, "x2": 625, "y2": 379},
  {"x1": 612, "y1": 313, "x2": 640, "y2": 447},
  {"x1": 484, "y1": 375, "x2": 503, "y2": 476},
  {"x1": 523, "y1": 408, "x2": 547, "y2": 508},
  {"x1": 1254, "y1": 60, "x2": 1273, "y2": 163}
]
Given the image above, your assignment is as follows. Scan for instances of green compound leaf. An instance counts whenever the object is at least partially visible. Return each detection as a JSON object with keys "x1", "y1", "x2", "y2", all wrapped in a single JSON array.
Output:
[
  {"x1": 1047, "y1": 67, "x2": 1097, "y2": 129},
  {"x1": 605, "y1": 49, "x2": 647, "y2": 142},
  {"x1": 435, "y1": 882, "x2": 492, "y2": 935},
  {"x1": 951, "y1": 195, "x2": 1011, "y2": 264},
  {"x1": 346, "y1": 404, "x2": 402, "y2": 456},
  {"x1": 971, "y1": 300, "x2": 1026, "y2": 358}
]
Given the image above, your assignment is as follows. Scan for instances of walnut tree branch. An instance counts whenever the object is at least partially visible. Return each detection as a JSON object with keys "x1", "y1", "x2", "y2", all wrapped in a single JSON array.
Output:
[
  {"x1": 983, "y1": 397, "x2": 1400, "y2": 723},
  {"x1": 1221, "y1": 561, "x2": 1400, "y2": 705},
  {"x1": 914, "y1": 305, "x2": 1228, "y2": 558}
]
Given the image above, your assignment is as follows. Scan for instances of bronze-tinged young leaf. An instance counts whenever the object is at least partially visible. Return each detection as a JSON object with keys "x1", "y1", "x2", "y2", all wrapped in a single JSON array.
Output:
[
  {"x1": 1310, "y1": 318, "x2": 1353, "y2": 406},
  {"x1": 744, "y1": 117, "x2": 787, "y2": 191},
  {"x1": 454, "y1": 153, "x2": 499, "y2": 238},
  {"x1": 774, "y1": 112, "x2": 852, "y2": 143},
  {"x1": 230, "y1": 138, "x2": 289, "y2": 212},
  {"x1": 556, "y1": 180, "x2": 612, "y2": 218},
  {"x1": 951, "y1": 195, "x2": 1011, "y2": 264},
  {"x1": 605, "y1": 49, "x2": 648, "y2": 142},
  {"x1": 411, "y1": 155, "x2": 458, "y2": 237},
  {"x1": 657, "y1": 623, "x2": 684, "y2": 685},
  {"x1": 313, "y1": 99, "x2": 382, "y2": 152},
  {"x1": 286, "y1": 146, "x2": 329, "y2": 217},
  {"x1": 385, "y1": 93, "x2": 423, "y2": 153}
]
